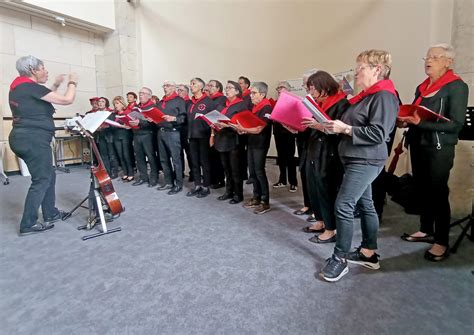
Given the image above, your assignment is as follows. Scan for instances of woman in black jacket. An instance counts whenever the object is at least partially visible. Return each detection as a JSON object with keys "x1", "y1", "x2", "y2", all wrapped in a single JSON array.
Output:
[
  {"x1": 112, "y1": 96, "x2": 135, "y2": 182},
  {"x1": 301, "y1": 71, "x2": 349, "y2": 243},
  {"x1": 211, "y1": 81, "x2": 247, "y2": 204},
  {"x1": 399, "y1": 44, "x2": 469, "y2": 261}
]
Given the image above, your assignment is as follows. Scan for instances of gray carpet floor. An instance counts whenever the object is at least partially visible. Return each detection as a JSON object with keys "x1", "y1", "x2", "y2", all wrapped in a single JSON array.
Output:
[{"x1": 0, "y1": 161, "x2": 473, "y2": 335}]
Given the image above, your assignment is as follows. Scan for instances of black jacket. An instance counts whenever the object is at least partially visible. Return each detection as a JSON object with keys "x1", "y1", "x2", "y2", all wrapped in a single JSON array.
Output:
[
  {"x1": 156, "y1": 96, "x2": 187, "y2": 131},
  {"x1": 215, "y1": 100, "x2": 247, "y2": 152},
  {"x1": 339, "y1": 91, "x2": 399, "y2": 165},
  {"x1": 406, "y1": 80, "x2": 468, "y2": 148},
  {"x1": 307, "y1": 99, "x2": 349, "y2": 174},
  {"x1": 187, "y1": 95, "x2": 215, "y2": 139}
]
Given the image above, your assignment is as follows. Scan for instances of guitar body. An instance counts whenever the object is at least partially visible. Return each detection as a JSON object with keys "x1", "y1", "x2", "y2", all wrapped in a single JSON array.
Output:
[
  {"x1": 91, "y1": 164, "x2": 124, "y2": 215},
  {"x1": 89, "y1": 138, "x2": 124, "y2": 215}
]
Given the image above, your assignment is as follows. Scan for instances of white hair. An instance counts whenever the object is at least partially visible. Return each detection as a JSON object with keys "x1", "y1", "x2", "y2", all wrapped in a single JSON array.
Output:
[
  {"x1": 163, "y1": 80, "x2": 176, "y2": 87},
  {"x1": 430, "y1": 43, "x2": 455, "y2": 59},
  {"x1": 16, "y1": 55, "x2": 44, "y2": 77}
]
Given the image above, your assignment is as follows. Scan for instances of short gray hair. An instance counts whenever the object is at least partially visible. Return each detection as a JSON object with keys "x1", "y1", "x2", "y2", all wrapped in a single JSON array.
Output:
[
  {"x1": 302, "y1": 68, "x2": 318, "y2": 80},
  {"x1": 141, "y1": 87, "x2": 153, "y2": 95},
  {"x1": 251, "y1": 82, "x2": 268, "y2": 96},
  {"x1": 16, "y1": 55, "x2": 44, "y2": 77},
  {"x1": 430, "y1": 43, "x2": 455, "y2": 59}
]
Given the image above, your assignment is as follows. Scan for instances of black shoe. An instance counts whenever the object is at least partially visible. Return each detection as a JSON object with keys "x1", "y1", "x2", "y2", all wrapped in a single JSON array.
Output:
[
  {"x1": 229, "y1": 196, "x2": 243, "y2": 204},
  {"x1": 424, "y1": 248, "x2": 449, "y2": 262},
  {"x1": 210, "y1": 182, "x2": 225, "y2": 189},
  {"x1": 245, "y1": 179, "x2": 254, "y2": 185},
  {"x1": 157, "y1": 184, "x2": 173, "y2": 191},
  {"x1": 110, "y1": 172, "x2": 118, "y2": 179},
  {"x1": 44, "y1": 210, "x2": 67, "y2": 224},
  {"x1": 294, "y1": 208, "x2": 312, "y2": 215},
  {"x1": 188, "y1": 176, "x2": 195, "y2": 183},
  {"x1": 309, "y1": 234, "x2": 337, "y2": 244},
  {"x1": 148, "y1": 182, "x2": 158, "y2": 188},
  {"x1": 132, "y1": 180, "x2": 147, "y2": 186},
  {"x1": 168, "y1": 186, "x2": 183, "y2": 195},
  {"x1": 217, "y1": 193, "x2": 232, "y2": 201},
  {"x1": 302, "y1": 226, "x2": 324, "y2": 234},
  {"x1": 345, "y1": 247, "x2": 380, "y2": 269},
  {"x1": 306, "y1": 215, "x2": 317, "y2": 223},
  {"x1": 319, "y1": 254, "x2": 348, "y2": 282},
  {"x1": 186, "y1": 187, "x2": 202, "y2": 197},
  {"x1": 196, "y1": 187, "x2": 210, "y2": 198},
  {"x1": 19, "y1": 222, "x2": 55, "y2": 236},
  {"x1": 401, "y1": 233, "x2": 435, "y2": 243}
]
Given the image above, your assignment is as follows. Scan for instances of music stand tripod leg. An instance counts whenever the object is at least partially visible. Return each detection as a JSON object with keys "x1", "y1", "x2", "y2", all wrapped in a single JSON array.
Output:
[
  {"x1": 450, "y1": 215, "x2": 473, "y2": 254},
  {"x1": 81, "y1": 188, "x2": 121, "y2": 240}
]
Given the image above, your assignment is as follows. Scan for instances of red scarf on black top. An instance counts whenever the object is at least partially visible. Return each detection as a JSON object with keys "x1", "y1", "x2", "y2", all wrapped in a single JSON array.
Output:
[
  {"x1": 221, "y1": 97, "x2": 243, "y2": 115},
  {"x1": 139, "y1": 99, "x2": 154, "y2": 109},
  {"x1": 10, "y1": 76, "x2": 35, "y2": 91},
  {"x1": 161, "y1": 92, "x2": 178, "y2": 108},
  {"x1": 348, "y1": 79, "x2": 397, "y2": 105},
  {"x1": 125, "y1": 101, "x2": 137, "y2": 113},
  {"x1": 252, "y1": 98, "x2": 271, "y2": 114},
  {"x1": 190, "y1": 93, "x2": 208, "y2": 113},
  {"x1": 414, "y1": 69, "x2": 461, "y2": 105},
  {"x1": 319, "y1": 91, "x2": 346, "y2": 112},
  {"x1": 210, "y1": 92, "x2": 224, "y2": 100},
  {"x1": 242, "y1": 89, "x2": 250, "y2": 97}
]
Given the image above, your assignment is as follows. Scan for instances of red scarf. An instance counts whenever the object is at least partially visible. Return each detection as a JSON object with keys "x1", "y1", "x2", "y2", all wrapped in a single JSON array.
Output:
[
  {"x1": 210, "y1": 92, "x2": 224, "y2": 99},
  {"x1": 268, "y1": 98, "x2": 276, "y2": 107},
  {"x1": 139, "y1": 99, "x2": 154, "y2": 109},
  {"x1": 125, "y1": 102, "x2": 137, "y2": 113},
  {"x1": 319, "y1": 91, "x2": 346, "y2": 112},
  {"x1": 161, "y1": 92, "x2": 178, "y2": 108},
  {"x1": 252, "y1": 98, "x2": 271, "y2": 114},
  {"x1": 242, "y1": 89, "x2": 251, "y2": 97},
  {"x1": 10, "y1": 76, "x2": 35, "y2": 91},
  {"x1": 414, "y1": 69, "x2": 461, "y2": 105},
  {"x1": 348, "y1": 79, "x2": 397, "y2": 105},
  {"x1": 221, "y1": 97, "x2": 243, "y2": 115},
  {"x1": 190, "y1": 93, "x2": 208, "y2": 113}
]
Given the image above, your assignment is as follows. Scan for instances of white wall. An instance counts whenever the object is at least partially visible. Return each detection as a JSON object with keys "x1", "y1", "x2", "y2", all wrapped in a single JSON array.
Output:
[
  {"x1": 137, "y1": 0, "x2": 453, "y2": 104},
  {"x1": 23, "y1": 0, "x2": 115, "y2": 30}
]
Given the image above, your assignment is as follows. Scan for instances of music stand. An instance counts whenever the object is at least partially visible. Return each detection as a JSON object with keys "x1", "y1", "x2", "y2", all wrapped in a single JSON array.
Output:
[
  {"x1": 63, "y1": 116, "x2": 122, "y2": 240},
  {"x1": 450, "y1": 106, "x2": 473, "y2": 253}
]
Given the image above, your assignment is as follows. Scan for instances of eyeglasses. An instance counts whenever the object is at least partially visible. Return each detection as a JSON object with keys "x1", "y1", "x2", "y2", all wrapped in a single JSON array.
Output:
[
  {"x1": 250, "y1": 91, "x2": 260, "y2": 95},
  {"x1": 276, "y1": 86, "x2": 286, "y2": 91},
  {"x1": 422, "y1": 55, "x2": 447, "y2": 62},
  {"x1": 355, "y1": 64, "x2": 374, "y2": 73},
  {"x1": 162, "y1": 84, "x2": 173, "y2": 88},
  {"x1": 138, "y1": 92, "x2": 150, "y2": 95},
  {"x1": 225, "y1": 86, "x2": 236, "y2": 90}
]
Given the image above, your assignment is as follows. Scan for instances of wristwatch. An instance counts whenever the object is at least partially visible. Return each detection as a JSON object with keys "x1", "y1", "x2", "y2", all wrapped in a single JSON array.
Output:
[{"x1": 344, "y1": 126, "x2": 351, "y2": 135}]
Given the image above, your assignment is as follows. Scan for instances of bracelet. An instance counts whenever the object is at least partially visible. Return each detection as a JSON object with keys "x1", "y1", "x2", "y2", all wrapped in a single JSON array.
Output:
[
  {"x1": 210, "y1": 134, "x2": 215, "y2": 137},
  {"x1": 67, "y1": 81, "x2": 77, "y2": 87}
]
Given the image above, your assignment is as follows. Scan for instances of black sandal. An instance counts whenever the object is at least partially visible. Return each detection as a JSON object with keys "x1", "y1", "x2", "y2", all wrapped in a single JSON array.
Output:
[{"x1": 424, "y1": 248, "x2": 449, "y2": 262}]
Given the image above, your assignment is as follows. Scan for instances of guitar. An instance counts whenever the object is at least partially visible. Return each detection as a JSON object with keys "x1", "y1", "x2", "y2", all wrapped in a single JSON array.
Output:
[{"x1": 77, "y1": 122, "x2": 124, "y2": 216}]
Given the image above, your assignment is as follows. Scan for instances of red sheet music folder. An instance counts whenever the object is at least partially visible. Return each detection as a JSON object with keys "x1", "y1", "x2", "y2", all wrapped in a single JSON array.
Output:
[
  {"x1": 141, "y1": 107, "x2": 166, "y2": 123},
  {"x1": 398, "y1": 104, "x2": 450, "y2": 122},
  {"x1": 270, "y1": 91, "x2": 312, "y2": 132},
  {"x1": 223, "y1": 111, "x2": 267, "y2": 128}
]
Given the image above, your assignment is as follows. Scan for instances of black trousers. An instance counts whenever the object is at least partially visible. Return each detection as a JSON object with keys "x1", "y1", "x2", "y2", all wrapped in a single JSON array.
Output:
[
  {"x1": 239, "y1": 136, "x2": 248, "y2": 180},
  {"x1": 248, "y1": 147, "x2": 269, "y2": 203},
  {"x1": 114, "y1": 136, "x2": 134, "y2": 177},
  {"x1": 297, "y1": 142, "x2": 310, "y2": 209},
  {"x1": 189, "y1": 138, "x2": 211, "y2": 187},
  {"x1": 180, "y1": 127, "x2": 192, "y2": 177},
  {"x1": 220, "y1": 148, "x2": 243, "y2": 199},
  {"x1": 97, "y1": 132, "x2": 118, "y2": 175},
  {"x1": 209, "y1": 147, "x2": 225, "y2": 185},
  {"x1": 158, "y1": 130, "x2": 183, "y2": 187},
  {"x1": 9, "y1": 128, "x2": 60, "y2": 229},
  {"x1": 133, "y1": 132, "x2": 158, "y2": 184},
  {"x1": 306, "y1": 159, "x2": 343, "y2": 230},
  {"x1": 274, "y1": 132, "x2": 297, "y2": 185},
  {"x1": 411, "y1": 144, "x2": 455, "y2": 247}
]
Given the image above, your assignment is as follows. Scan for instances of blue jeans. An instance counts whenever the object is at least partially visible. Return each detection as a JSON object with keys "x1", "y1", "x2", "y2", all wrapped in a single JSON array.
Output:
[{"x1": 334, "y1": 163, "x2": 383, "y2": 256}]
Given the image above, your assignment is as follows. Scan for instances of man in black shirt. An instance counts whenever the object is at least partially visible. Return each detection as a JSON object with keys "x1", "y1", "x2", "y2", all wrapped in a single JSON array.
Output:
[
  {"x1": 129, "y1": 87, "x2": 159, "y2": 187},
  {"x1": 156, "y1": 81, "x2": 187, "y2": 195},
  {"x1": 9, "y1": 55, "x2": 77, "y2": 236},
  {"x1": 186, "y1": 78, "x2": 215, "y2": 198}
]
